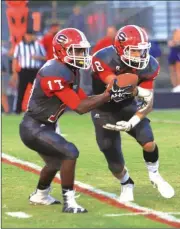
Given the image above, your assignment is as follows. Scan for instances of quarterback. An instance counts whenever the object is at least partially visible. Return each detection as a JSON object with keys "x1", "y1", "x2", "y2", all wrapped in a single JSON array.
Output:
[{"x1": 19, "y1": 28, "x2": 117, "y2": 213}]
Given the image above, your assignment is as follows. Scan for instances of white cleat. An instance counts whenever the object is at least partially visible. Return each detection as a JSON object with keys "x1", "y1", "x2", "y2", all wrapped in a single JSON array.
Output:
[
  {"x1": 63, "y1": 190, "x2": 87, "y2": 213},
  {"x1": 119, "y1": 184, "x2": 134, "y2": 202},
  {"x1": 29, "y1": 187, "x2": 61, "y2": 205},
  {"x1": 149, "y1": 171, "x2": 175, "y2": 199}
]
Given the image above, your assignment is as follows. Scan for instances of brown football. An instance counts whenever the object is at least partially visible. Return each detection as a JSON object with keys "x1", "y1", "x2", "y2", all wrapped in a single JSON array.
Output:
[{"x1": 116, "y1": 73, "x2": 138, "y2": 88}]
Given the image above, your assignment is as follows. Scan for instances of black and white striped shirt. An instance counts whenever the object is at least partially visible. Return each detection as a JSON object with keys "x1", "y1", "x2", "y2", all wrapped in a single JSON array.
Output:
[{"x1": 13, "y1": 40, "x2": 46, "y2": 69}]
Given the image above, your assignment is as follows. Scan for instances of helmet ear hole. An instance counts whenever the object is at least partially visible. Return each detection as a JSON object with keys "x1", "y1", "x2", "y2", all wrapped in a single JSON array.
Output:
[{"x1": 68, "y1": 47, "x2": 73, "y2": 55}]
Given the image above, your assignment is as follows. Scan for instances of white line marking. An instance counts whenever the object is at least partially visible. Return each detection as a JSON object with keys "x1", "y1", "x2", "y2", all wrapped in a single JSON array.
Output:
[
  {"x1": 6, "y1": 212, "x2": 32, "y2": 218},
  {"x1": 105, "y1": 212, "x2": 180, "y2": 217},
  {"x1": 2, "y1": 153, "x2": 180, "y2": 224}
]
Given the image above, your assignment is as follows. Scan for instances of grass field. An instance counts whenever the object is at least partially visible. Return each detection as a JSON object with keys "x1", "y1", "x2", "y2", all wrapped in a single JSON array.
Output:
[{"x1": 2, "y1": 110, "x2": 180, "y2": 228}]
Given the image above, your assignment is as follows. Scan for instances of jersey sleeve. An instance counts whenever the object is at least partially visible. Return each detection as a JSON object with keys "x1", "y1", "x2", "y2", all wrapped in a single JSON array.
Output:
[
  {"x1": 40, "y1": 76, "x2": 70, "y2": 97},
  {"x1": 139, "y1": 56, "x2": 160, "y2": 89},
  {"x1": 92, "y1": 55, "x2": 114, "y2": 83},
  {"x1": 77, "y1": 88, "x2": 88, "y2": 100},
  {"x1": 55, "y1": 88, "x2": 81, "y2": 110}
]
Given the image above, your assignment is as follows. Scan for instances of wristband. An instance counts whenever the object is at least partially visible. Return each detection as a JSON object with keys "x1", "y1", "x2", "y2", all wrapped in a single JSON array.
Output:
[
  {"x1": 137, "y1": 86, "x2": 151, "y2": 97},
  {"x1": 129, "y1": 115, "x2": 141, "y2": 128}
]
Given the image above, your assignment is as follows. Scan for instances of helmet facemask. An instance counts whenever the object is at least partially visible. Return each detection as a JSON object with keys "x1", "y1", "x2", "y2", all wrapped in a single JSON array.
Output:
[
  {"x1": 64, "y1": 42, "x2": 92, "y2": 69},
  {"x1": 121, "y1": 42, "x2": 151, "y2": 69}
]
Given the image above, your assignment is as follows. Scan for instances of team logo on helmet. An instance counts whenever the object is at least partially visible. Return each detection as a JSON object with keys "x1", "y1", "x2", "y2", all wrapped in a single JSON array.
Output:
[
  {"x1": 118, "y1": 32, "x2": 127, "y2": 42},
  {"x1": 57, "y1": 34, "x2": 68, "y2": 44}
]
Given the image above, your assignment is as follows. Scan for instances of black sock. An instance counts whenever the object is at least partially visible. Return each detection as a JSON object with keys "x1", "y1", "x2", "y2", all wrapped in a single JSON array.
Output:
[
  {"x1": 37, "y1": 182, "x2": 50, "y2": 190},
  {"x1": 143, "y1": 145, "x2": 159, "y2": 163},
  {"x1": 62, "y1": 185, "x2": 74, "y2": 196},
  {"x1": 121, "y1": 177, "x2": 134, "y2": 185}
]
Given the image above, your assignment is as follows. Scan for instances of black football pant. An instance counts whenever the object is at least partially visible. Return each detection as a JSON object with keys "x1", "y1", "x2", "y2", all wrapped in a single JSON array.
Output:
[
  {"x1": 91, "y1": 100, "x2": 154, "y2": 173},
  {"x1": 19, "y1": 114, "x2": 79, "y2": 170},
  {"x1": 15, "y1": 69, "x2": 38, "y2": 114}
]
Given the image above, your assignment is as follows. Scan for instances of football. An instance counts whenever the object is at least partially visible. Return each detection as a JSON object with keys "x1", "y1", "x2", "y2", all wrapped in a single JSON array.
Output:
[{"x1": 116, "y1": 73, "x2": 138, "y2": 88}]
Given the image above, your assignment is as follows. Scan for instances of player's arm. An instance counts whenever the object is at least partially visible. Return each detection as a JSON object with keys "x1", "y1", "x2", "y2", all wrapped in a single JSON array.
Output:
[
  {"x1": 40, "y1": 76, "x2": 110, "y2": 114},
  {"x1": 135, "y1": 86, "x2": 154, "y2": 118},
  {"x1": 115, "y1": 65, "x2": 159, "y2": 131},
  {"x1": 56, "y1": 88, "x2": 110, "y2": 114},
  {"x1": 133, "y1": 60, "x2": 160, "y2": 123},
  {"x1": 77, "y1": 88, "x2": 88, "y2": 100},
  {"x1": 110, "y1": 86, "x2": 154, "y2": 132},
  {"x1": 92, "y1": 56, "x2": 135, "y2": 102},
  {"x1": 104, "y1": 59, "x2": 160, "y2": 132},
  {"x1": 92, "y1": 56, "x2": 116, "y2": 84}
]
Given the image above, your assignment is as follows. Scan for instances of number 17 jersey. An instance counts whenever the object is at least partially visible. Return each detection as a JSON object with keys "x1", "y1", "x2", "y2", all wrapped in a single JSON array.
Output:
[{"x1": 26, "y1": 59, "x2": 83, "y2": 123}]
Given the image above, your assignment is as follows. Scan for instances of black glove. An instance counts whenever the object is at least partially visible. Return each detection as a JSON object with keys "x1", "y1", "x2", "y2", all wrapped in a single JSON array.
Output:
[{"x1": 109, "y1": 79, "x2": 134, "y2": 102}]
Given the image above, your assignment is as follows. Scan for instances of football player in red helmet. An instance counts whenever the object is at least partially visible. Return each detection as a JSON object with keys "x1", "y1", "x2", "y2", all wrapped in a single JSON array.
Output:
[
  {"x1": 53, "y1": 28, "x2": 91, "y2": 69},
  {"x1": 114, "y1": 25, "x2": 151, "y2": 70},
  {"x1": 20, "y1": 28, "x2": 118, "y2": 213},
  {"x1": 91, "y1": 25, "x2": 174, "y2": 202}
]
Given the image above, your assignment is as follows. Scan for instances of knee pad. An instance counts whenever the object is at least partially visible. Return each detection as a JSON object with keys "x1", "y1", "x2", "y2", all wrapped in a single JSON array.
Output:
[
  {"x1": 108, "y1": 163, "x2": 124, "y2": 174},
  {"x1": 143, "y1": 141, "x2": 156, "y2": 152},
  {"x1": 65, "y1": 143, "x2": 79, "y2": 159}
]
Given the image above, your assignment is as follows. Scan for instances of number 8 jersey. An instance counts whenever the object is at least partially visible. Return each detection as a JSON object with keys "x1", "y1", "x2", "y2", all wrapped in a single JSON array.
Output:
[{"x1": 26, "y1": 58, "x2": 87, "y2": 123}]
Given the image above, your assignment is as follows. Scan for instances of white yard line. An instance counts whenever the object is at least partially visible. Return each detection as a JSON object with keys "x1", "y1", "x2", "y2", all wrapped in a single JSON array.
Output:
[
  {"x1": 105, "y1": 212, "x2": 180, "y2": 217},
  {"x1": 5, "y1": 212, "x2": 32, "y2": 218},
  {"x1": 2, "y1": 153, "x2": 180, "y2": 226}
]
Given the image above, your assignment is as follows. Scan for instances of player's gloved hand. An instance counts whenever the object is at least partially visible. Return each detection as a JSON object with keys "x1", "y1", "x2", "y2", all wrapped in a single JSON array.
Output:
[
  {"x1": 103, "y1": 121, "x2": 132, "y2": 132},
  {"x1": 107, "y1": 79, "x2": 134, "y2": 102}
]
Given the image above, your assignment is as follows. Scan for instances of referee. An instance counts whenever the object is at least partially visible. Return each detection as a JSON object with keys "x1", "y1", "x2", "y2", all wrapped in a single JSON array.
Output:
[{"x1": 12, "y1": 28, "x2": 46, "y2": 114}]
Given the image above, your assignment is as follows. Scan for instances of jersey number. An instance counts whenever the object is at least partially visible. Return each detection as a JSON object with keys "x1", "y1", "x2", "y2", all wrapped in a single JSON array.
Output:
[
  {"x1": 47, "y1": 80, "x2": 64, "y2": 90},
  {"x1": 48, "y1": 104, "x2": 66, "y2": 123},
  {"x1": 94, "y1": 61, "x2": 104, "y2": 72}
]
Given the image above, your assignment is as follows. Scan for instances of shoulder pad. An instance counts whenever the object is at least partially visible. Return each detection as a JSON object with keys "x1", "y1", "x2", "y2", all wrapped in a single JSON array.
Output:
[
  {"x1": 39, "y1": 59, "x2": 73, "y2": 82},
  {"x1": 139, "y1": 56, "x2": 159, "y2": 80},
  {"x1": 93, "y1": 45, "x2": 116, "y2": 64}
]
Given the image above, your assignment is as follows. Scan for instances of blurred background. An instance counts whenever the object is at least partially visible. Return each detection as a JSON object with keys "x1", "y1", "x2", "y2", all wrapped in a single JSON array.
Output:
[{"x1": 1, "y1": 0, "x2": 180, "y2": 114}]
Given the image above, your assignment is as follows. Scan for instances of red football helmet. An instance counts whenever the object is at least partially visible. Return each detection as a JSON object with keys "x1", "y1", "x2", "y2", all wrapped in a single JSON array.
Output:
[
  {"x1": 114, "y1": 25, "x2": 151, "y2": 69},
  {"x1": 52, "y1": 28, "x2": 91, "y2": 69}
]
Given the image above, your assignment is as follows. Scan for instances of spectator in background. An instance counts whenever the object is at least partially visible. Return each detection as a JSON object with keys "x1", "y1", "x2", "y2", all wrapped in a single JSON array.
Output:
[
  {"x1": 168, "y1": 29, "x2": 180, "y2": 92},
  {"x1": 66, "y1": 6, "x2": 85, "y2": 33},
  {"x1": 143, "y1": 28, "x2": 162, "y2": 61},
  {"x1": 2, "y1": 43, "x2": 10, "y2": 114},
  {"x1": 12, "y1": 28, "x2": 46, "y2": 114},
  {"x1": 92, "y1": 26, "x2": 117, "y2": 54},
  {"x1": 41, "y1": 23, "x2": 60, "y2": 60},
  {"x1": 149, "y1": 40, "x2": 162, "y2": 62}
]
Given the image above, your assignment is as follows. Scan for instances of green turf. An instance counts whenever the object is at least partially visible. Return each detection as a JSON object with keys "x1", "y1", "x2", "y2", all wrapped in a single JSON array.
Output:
[
  {"x1": 2, "y1": 164, "x2": 168, "y2": 228},
  {"x1": 2, "y1": 110, "x2": 180, "y2": 228}
]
